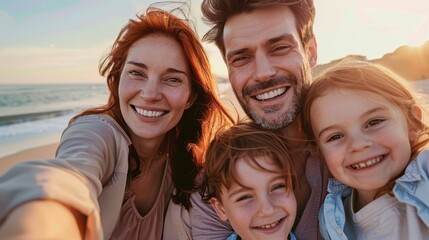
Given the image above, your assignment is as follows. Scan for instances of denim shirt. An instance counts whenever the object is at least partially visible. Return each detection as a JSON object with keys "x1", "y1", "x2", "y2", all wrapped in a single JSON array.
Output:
[
  {"x1": 226, "y1": 232, "x2": 296, "y2": 240},
  {"x1": 319, "y1": 149, "x2": 429, "y2": 240}
]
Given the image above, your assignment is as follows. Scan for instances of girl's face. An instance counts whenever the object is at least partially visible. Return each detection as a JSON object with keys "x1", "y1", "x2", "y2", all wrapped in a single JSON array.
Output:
[
  {"x1": 211, "y1": 156, "x2": 296, "y2": 240},
  {"x1": 118, "y1": 34, "x2": 195, "y2": 143},
  {"x1": 310, "y1": 88, "x2": 414, "y2": 200}
]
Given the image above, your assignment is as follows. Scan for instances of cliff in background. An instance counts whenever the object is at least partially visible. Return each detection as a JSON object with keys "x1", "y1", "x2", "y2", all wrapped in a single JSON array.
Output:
[{"x1": 313, "y1": 40, "x2": 429, "y2": 81}]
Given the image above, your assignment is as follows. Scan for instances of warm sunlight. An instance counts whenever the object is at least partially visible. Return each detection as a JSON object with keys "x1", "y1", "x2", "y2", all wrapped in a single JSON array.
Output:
[{"x1": 0, "y1": 0, "x2": 428, "y2": 83}]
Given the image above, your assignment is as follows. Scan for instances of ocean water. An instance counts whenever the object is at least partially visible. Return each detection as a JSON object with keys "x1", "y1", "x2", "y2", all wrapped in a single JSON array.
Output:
[
  {"x1": 0, "y1": 84, "x2": 109, "y2": 157},
  {"x1": 0, "y1": 79, "x2": 428, "y2": 158}
]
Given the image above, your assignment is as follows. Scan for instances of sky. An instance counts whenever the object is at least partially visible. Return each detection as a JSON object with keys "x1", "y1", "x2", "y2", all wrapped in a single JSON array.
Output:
[{"x1": 0, "y1": 0, "x2": 428, "y2": 85}]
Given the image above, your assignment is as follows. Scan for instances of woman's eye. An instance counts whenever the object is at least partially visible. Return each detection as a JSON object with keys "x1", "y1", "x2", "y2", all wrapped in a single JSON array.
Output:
[
  {"x1": 164, "y1": 77, "x2": 183, "y2": 85},
  {"x1": 128, "y1": 70, "x2": 144, "y2": 78}
]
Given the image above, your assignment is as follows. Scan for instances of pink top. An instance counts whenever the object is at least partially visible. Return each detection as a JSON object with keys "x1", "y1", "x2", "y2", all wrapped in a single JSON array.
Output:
[{"x1": 110, "y1": 159, "x2": 174, "y2": 240}]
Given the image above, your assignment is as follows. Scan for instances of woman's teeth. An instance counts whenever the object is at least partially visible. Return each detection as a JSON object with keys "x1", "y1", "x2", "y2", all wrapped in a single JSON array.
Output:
[{"x1": 135, "y1": 107, "x2": 164, "y2": 117}]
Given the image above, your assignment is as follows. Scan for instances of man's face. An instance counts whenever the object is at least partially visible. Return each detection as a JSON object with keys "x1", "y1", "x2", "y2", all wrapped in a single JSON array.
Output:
[{"x1": 223, "y1": 6, "x2": 317, "y2": 130}]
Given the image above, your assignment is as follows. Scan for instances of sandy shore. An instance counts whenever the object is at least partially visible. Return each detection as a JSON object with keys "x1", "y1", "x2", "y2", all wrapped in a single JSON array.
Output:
[
  {"x1": 0, "y1": 86, "x2": 244, "y2": 174},
  {"x1": 0, "y1": 143, "x2": 59, "y2": 174}
]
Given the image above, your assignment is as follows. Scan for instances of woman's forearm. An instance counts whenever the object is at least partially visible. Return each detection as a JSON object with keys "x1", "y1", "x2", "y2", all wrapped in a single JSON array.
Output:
[{"x1": 0, "y1": 200, "x2": 86, "y2": 240}]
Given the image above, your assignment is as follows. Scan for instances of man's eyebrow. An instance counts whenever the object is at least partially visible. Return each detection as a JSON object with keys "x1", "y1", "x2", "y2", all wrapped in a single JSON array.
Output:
[
  {"x1": 267, "y1": 34, "x2": 296, "y2": 45},
  {"x1": 226, "y1": 34, "x2": 297, "y2": 61},
  {"x1": 226, "y1": 48, "x2": 249, "y2": 61}
]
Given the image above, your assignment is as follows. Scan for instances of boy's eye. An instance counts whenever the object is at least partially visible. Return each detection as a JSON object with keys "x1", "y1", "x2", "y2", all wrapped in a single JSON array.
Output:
[
  {"x1": 272, "y1": 183, "x2": 286, "y2": 191},
  {"x1": 235, "y1": 194, "x2": 252, "y2": 202}
]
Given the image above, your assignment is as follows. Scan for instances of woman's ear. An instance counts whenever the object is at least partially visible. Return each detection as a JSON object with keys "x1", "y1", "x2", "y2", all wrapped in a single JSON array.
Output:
[
  {"x1": 185, "y1": 93, "x2": 197, "y2": 109},
  {"x1": 210, "y1": 197, "x2": 228, "y2": 222},
  {"x1": 409, "y1": 104, "x2": 423, "y2": 141}
]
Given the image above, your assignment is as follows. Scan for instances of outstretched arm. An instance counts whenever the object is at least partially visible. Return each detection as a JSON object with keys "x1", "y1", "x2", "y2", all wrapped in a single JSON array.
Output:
[{"x1": 0, "y1": 200, "x2": 85, "y2": 240}]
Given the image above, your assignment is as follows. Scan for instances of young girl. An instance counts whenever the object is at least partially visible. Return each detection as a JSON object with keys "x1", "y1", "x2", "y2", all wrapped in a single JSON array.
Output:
[
  {"x1": 302, "y1": 60, "x2": 429, "y2": 239},
  {"x1": 202, "y1": 122, "x2": 298, "y2": 240}
]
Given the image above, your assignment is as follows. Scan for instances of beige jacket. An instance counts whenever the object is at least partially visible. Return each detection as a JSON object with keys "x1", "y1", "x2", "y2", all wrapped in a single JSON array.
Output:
[{"x1": 0, "y1": 115, "x2": 131, "y2": 239}]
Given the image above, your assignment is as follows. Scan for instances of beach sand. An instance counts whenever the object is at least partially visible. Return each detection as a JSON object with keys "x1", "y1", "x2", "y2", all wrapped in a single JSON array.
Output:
[
  {"x1": 0, "y1": 86, "x2": 244, "y2": 174},
  {"x1": 0, "y1": 143, "x2": 59, "y2": 174}
]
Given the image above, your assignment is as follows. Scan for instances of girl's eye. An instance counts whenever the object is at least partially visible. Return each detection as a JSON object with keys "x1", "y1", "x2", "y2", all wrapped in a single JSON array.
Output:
[
  {"x1": 327, "y1": 134, "x2": 343, "y2": 142},
  {"x1": 367, "y1": 119, "x2": 384, "y2": 127}
]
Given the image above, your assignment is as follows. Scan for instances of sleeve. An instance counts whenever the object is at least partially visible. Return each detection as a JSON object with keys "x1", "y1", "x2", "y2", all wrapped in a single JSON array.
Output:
[
  {"x1": 0, "y1": 116, "x2": 125, "y2": 239},
  {"x1": 189, "y1": 192, "x2": 234, "y2": 240}
]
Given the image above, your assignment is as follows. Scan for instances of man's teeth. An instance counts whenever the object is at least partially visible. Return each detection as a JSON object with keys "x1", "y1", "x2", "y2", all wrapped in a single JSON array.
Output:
[
  {"x1": 256, "y1": 220, "x2": 280, "y2": 229},
  {"x1": 255, "y1": 87, "x2": 286, "y2": 101},
  {"x1": 135, "y1": 107, "x2": 164, "y2": 117},
  {"x1": 351, "y1": 156, "x2": 383, "y2": 170}
]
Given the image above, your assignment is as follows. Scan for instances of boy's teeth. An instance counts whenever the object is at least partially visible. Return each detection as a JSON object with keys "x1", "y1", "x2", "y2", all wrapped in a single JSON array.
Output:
[
  {"x1": 135, "y1": 107, "x2": 164, "y2": 117},
  {"x1": 351, "y1": 156, "x2": 383, "y2": 170},
  {"x1": 255, "y1": 87, "x2": 286, "y2": 101},
  {"x1": 257, "y1": 220, "x2": 280, "y2": 229}
]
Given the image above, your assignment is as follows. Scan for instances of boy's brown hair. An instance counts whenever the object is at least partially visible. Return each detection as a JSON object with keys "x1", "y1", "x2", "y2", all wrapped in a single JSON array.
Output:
[{"x1": 201, "y1": 121, "x2": 297, "y2": 201}]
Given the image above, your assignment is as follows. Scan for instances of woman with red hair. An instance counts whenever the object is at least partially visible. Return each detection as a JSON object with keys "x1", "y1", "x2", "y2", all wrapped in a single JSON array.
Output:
[{"x1": 0, "y1": 7, "x2": 233, "y2": 239}]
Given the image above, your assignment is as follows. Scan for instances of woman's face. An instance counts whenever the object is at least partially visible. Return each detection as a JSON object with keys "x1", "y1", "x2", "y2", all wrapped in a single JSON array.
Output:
[{"x1": 118, "y1": 34, "x2": 195, "y2": 142}]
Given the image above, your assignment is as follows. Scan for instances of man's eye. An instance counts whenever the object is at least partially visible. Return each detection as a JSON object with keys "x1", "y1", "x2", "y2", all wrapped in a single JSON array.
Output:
[
  {"x1": 273, "y1": 45, "x2": 291, "y2": 52},
  {"x1": 272, "y1": 183, "x2": 286, "y2": 191},
  {"x1": 229, "y1": 56, "x2": 250, "y2": 67}
]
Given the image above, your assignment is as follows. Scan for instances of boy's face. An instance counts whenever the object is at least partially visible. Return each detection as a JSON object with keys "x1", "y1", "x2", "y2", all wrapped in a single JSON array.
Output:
[{"x1": 210, "y1": 156, "x2": 296, "y2": 240}]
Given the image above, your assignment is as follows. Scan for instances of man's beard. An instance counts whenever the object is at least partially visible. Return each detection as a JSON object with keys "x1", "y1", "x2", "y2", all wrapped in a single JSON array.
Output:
[{"x1": 236, "y1": 69, "x2": 310, "y2": 130}]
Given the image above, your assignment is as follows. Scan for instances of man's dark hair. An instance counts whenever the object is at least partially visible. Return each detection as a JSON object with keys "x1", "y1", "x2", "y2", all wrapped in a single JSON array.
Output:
[{"x1": 201, "y1": 0, "x2": 315, "y2": 57}]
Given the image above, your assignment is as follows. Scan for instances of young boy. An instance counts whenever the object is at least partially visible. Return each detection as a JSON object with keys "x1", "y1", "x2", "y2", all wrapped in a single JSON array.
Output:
[{"x1": 201, "y1": 122, "x2": 298, "y2": 240}]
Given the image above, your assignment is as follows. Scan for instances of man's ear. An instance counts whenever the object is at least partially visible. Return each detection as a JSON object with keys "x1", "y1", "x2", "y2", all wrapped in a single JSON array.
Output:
[
  {"x1": 307, "y1": 37, "x2": 318, "y2": 67},
  {"x1": 210, "y1": 197, "x2": 228, "y2": 221},
  {"x1": 185, "y1": 93, "x2": 197, "y2": 109},
  {"x1": 409, "y1": 104, "x2": 423, "y2": 141}
]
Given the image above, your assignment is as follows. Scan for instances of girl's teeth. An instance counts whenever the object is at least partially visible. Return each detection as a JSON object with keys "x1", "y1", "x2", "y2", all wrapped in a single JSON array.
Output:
[{"x1": 351, "y1": 156, "x2": 383, "y2": 170}]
